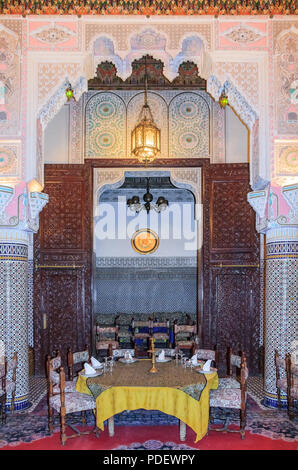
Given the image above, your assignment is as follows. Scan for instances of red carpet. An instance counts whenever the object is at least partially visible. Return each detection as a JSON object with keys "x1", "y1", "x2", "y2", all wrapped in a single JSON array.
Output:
[{"x1": 1, "y1": 425, "x2": 297, "y2": 450}]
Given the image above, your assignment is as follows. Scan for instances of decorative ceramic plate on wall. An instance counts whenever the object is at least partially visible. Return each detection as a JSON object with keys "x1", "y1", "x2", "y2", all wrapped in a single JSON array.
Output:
[{"x1": 131, "y1": 229, "x2": 159, "y2": 255}]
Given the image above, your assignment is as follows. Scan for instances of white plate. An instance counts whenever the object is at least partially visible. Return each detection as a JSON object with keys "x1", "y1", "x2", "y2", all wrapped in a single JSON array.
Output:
[
  {"x1": 156, "y1": 357, "x2": 171, "y2": 363},
  {"x1": 119, "y1": 358, "x2": 138, "y2": 364},
  {"x1": 195, "y1": 368, "x2": 217, "y2": 375},
  {"x1": 79, "y1": 370, "x2": 103, "y2": 378}
]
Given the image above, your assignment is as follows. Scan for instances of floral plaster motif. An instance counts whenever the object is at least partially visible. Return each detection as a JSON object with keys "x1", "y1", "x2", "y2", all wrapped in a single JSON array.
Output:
[
  {"x1": 30, "y1": 24, "x2": 76, "y2": 45},
  {"x1": 38, "y1": 62, "x2": 83, "y2": 105},
  {"x1": 0, "y1": 25, "x2": 21, "y2": 136},
  {"x1": 213, "y1": 62, "x2": 259, "y2": 112},
  {"x1": 223, "y1": 26, "x2": 264, "y2": 45},
  {"x1": 274, "y1": 140, "x2": 298, "y2": 181},
  {"x1": 274, "y1": 27, "x2": 298, "y2": 135},
  {"x1": 0, "y1": 141, "x2": 21, "y2": 183}
]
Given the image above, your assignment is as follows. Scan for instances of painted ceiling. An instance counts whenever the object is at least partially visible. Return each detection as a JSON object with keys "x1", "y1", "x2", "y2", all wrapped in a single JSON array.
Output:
[{"x1": 0, "y1": 1, "x2": 296, "y2": 16}]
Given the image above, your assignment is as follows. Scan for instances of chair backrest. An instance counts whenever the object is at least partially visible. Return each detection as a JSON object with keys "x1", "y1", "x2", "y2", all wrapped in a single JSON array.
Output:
[
  {"x1": 46, "y1": 350, "x2": 62, "y2": 379},
  {"x1": 240, "y1": 354, "x2": 249, "y2": 404},
  {"x1": 152, "y1": 320, "x2": 170, "y2": 329},
  {"x1": 227, "y1": 347, "x2": 245, "y2": 377},
  {"x1": 67, "y1": 345, "x2": 90, "y2": 381},
  {"x1": 112, "y1": 349, "x2": 135, "y2": 359},
  {"x1": 47, "y1": 362, "x2": 61, "y2": 398},
  {"x1": 286, "y1": 352, "x2": 298, "y2": 390},
  {"x1": 96, "y1": 325, "x2": 118, "y2": 339},
  {"x1": 0, "y1": 361, "x2": 6, "y2": 392},
  {"x1": 275, "y1": 349, "x2": 286, "y2": 382},
  {"x1": 131, "y1": 317, "x2": 152, "y2": 336},
  {"x1": 6, "y1": 352, "x2": 17, "y2": 383},
  {"x1": 0, "y1": 339, "x2": 4, "y2": 364},
  {"x1": 174, "y1": 323, "x2": 196, "y2": 338},
  {"x1": 155, "y1": 348, "x2": 176, "y2": 357},
  {"x1": 195, "y1": 347, "x2": 218, "y2": 368}
]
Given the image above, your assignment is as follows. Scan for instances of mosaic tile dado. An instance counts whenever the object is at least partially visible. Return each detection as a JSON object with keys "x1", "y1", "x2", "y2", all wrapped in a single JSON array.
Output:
[
  {"x1": 0, "y1": 237, "x2": 30, "y2": 411},
  {"x1": 264, "y1": 234, "x2": 297, "y2": 408}
]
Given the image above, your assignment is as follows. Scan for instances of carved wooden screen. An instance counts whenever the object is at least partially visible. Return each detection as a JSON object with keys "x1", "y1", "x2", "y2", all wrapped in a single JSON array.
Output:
[
  {"x1": 33, "y1": 161, "x2": 260, "y2": 377},
  {"x1": 203, "y1": 164, "x2": 260, "y2": 376},
  {"x1": 33, "y1": 165, "x2": 92, "y2": 375}
]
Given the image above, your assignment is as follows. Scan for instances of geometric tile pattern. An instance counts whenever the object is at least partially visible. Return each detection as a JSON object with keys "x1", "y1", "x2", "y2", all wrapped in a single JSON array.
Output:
[
  {"x1": 0, "y1": 233, "x2": 30, "y2": 410},
  {"x1": 84, "y1": 89, "x2": 211, "y2": 160},
  {"x1": 264, "y1": 229, "x2": 297, "y2": 408},
  {"x1": 85, "y1": 91, "x2": 126, "y2": 158},
  {"x1": 169, "y1": 92, "x2": 209, "y2": 159}
]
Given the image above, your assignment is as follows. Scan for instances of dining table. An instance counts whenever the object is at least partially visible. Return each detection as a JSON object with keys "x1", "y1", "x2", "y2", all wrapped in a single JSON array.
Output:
[{"x1": 75, "y1": 359, "x2": 218, "y2": 442}]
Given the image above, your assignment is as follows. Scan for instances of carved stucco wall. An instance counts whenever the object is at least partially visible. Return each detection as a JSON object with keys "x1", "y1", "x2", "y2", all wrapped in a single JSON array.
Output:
[{"x1": 0, "y1": 15, "x2": 297, "y2": 191}]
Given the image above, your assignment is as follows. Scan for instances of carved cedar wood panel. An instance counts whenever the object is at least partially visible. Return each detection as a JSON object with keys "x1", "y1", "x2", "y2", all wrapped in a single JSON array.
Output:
[
  {"x1": 203, "y1": 164, "x2": 260, "y2": 376},
  {"x1": 34, "y1": 161, "x2": 260, "y2": 376},
  {"x1": 33, "y1": 165, "x2": 92, "y2": 375}
]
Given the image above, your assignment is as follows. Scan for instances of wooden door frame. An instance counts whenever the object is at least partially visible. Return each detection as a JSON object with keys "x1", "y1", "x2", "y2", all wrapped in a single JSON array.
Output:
[{"x1": 85, "y1": 157, "x2": 209, "y2": 354}]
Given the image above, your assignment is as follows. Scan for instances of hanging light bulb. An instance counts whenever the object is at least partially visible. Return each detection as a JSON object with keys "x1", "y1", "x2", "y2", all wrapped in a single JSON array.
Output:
[
  {"x1": 219, "y1": 89, "x2": 228, "y2": 108},
  {"x1": 131, "y1": 58, "x2": 161, "y2": 165},
  {"x1": 65, "y1": 86, "x2": 76, "y2": 102}
]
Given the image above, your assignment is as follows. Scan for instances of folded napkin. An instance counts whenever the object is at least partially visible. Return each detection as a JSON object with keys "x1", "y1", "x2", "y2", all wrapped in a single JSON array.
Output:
[
  {"x1": 191, "y1": 354, "x2": 198, "y2": 365},
  {"x1": 84, "y1": 362, "x2": 96, "y2": 375},
  {"x1": 158, "y1": 350, "x2": 165, "y2": 361},
  {"x1": 202, "y1": 359, "x2": 212, "y2": 371},
  {"x1": 124, "y1": 351, "x2": 133, "y2": 361},
  {"x1": 91, "y1": 356, "x2": 102, "y2": 368}
]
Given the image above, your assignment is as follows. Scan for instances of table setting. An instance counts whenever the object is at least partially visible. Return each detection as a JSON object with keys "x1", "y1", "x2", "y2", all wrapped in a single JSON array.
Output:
[{"x1": 74, "y1": 343, "x2": 218, "y2": 443}]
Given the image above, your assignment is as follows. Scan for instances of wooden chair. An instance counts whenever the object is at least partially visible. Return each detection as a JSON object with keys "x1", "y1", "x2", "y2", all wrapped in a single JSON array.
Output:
[
  {"x1": 275, "y1": 349, "x2": 288, "y2": 410},
  {"x1": 131, "y1": 317, "x2": 152, "y2": 357},
  {"x1": 67, "y1": 345, "x2": 90, "y2": 381},
  {"x1": 0, "y1": 361, "x2": 6, "y2": 424},
  {"x1": 286, "y1": 352, "x2": 298, "y2": 420},
  {"x1": 48, "y1": 364, "x2": 97, "y2": 446},
  {"x1": 152, "y1": 320, "x2": 171, "y2": 348},
  {"x1": 112, "y1": 348, "x2": 135, "y2": 359},
  {"x1": 209, "y1": 353, "x2": 249, "y2": 439},
  {"x1": 275, "y1": 349, "x2": 298, "y2": 420},
  {"x1": 95, "y1": 325, "x2": 119, "y2": 357},
  {"x1": 46, "y1": 350, "x2": 76, "y2": 394},
  {"x1": 194, "y1": 346, "x2": 218, "y2": 369},
  {"x1": 5, "y1": 352, "x2": 17, "y2": 414},
  {"x1": 217, "y1": 347, "x2": 244, "y2": 390},
  {"x1": 173, "y1": 322, "x2": 196, "y2": 356}
]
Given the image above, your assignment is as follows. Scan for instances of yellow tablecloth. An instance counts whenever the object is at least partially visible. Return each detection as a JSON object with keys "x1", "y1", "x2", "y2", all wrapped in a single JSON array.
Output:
[{"x1": 76, "y1": 361, "x2": 218, "y2": 442}]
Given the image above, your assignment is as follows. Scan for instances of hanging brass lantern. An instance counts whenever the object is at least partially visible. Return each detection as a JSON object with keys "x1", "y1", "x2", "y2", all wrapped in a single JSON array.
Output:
[{"x1": 131, "y1": 67, "x2": 161, "y2": 165}]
